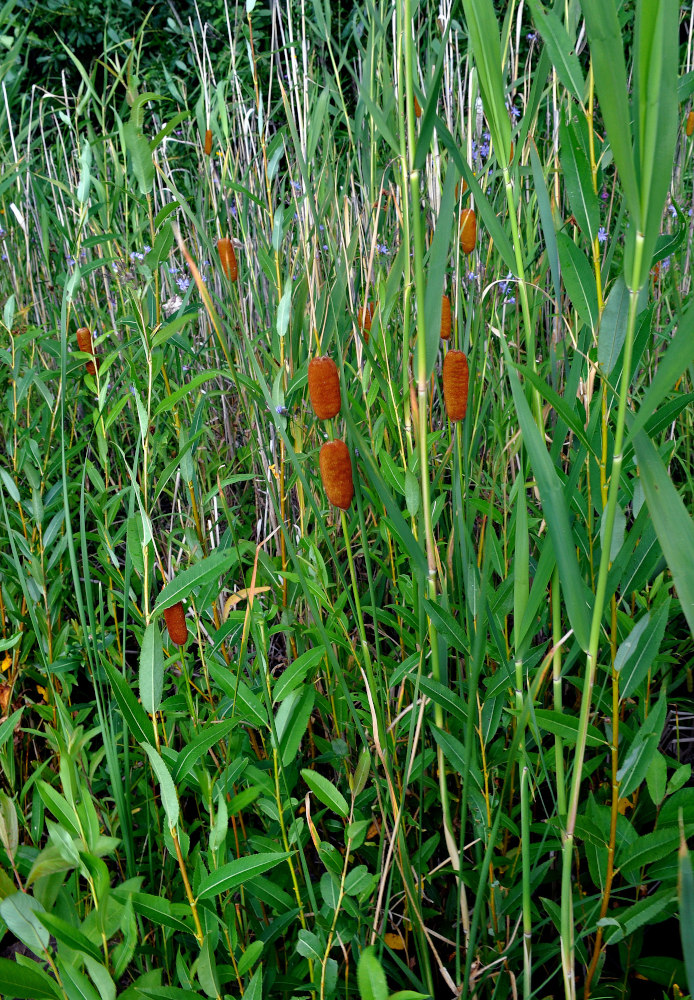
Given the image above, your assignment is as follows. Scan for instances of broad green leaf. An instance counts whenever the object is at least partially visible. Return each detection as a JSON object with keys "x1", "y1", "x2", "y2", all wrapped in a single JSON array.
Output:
[
  {"x1": 208, "y1": 663, "x2": 268, "y2": 728},
  {"x1": 196, "y1": 852, "x2": 290, "y2": 900},
  {"x1": 633, "y1": 0, "x2": 678, "y2": 289},
  {"x1": 273, "y1": 646, "x2": 325, "y2": 703},
  {"x1": 423, "y1": 168, "x2": 456, "y2": 379},
  {"x1": 275, "y1": 685, "x2": 315, "y2": 767},
  {"x1": 139, "y1": 622, "x2": 164, "y2": 716},
  {"x1": 626, "y1": 300, "x2": 694, "y2": 445},
  {"x1": 142, "y1": 744, "x2": 179, "y2": 833},
  {"x1": 645, "y1": 752, "x2": 667, "y2": 807},
  {"x1": 237, "y1": 940, "x2": 263, "y2": 977},
  {"x1": 527, "y1": 0, "x2": 585, "y2": 102},
  {"x1": 459, "y1": 0, "x2": 511, "y2": 164},
  {"x1": 633, "y1": 432, "x2": 694, "y2": 638},
  {"x1": 154, "y1": 550, "x2": 236, "y2": 614},
  {"x1": 36, "y1": 912, "x2": 102, "y2": 962},
  {"x1": 151, "y1": 309, "x2": 195, "y2": 350},
  {"x1": 560, "y1": 116, "x2": 599, "y2": 244},
  {"x1": 172, "y1": 718, "x2": 238, "y2": 783},
  {"x1": 102, "y1": 659, "x2": 156, "y2": 747},
  {"x1": 617, "y1": 598, "x2": 669, "y2": 701},
  {"x1": 580, "y1": 0, "x2": 639, "y2": 226},
  {"x1": 130, "y1": 893, "x2": 190, "y2": 934},
  {"x1": 598, "y1": 276, "x2": 630, "y2": 376},
  {"x1": 37, "y1": 781, "x2": 80, "y2": 839},
  {"x1": 557, "y1": 232, "x2": 598, "y2": 330},
  {"x1": 617, "y1": 689, "x2": 667, "y2": 799},
  {"x1": 679, "y1": 832, "x2": 694, "y2": 995},
  {"x1": 0, "y1": 957, "x2": 61, "y2": 998},
  {"x1": 122, "y1": 120, "x2": 154, "y2": 196},
  {"x1": 296, "y1": 929, "x2": 323, "y2": 960},
  {"x1": 504, "y1": 343, "x2": 591, "y2": 650},
  {"x1": 357, "y1": 945, "x2": 388, "y2": 1000},
  {"x1": 57, "y1": 958, "x2": 101, "y2": 1000},
  {"x1": 301, "y1": 768, "x2": 349, "y2": 818},
  {"x1": 153, "y1": 369, "x2": 228, "y2": 416},
  {"x1": 531, "y1": 709, "x2": 605, "y2": 747},
  {"x1": 0, "y1": 892, "x2": 50, "y2": 957}
]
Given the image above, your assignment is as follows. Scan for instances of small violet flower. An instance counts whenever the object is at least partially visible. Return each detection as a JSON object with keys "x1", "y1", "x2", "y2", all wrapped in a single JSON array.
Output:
[{"x1": 597, "y1": 226, "x2": 607, "y2": 244}]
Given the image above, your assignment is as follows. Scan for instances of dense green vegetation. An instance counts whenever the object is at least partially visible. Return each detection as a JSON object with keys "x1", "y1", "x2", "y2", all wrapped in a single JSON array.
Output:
[{"x1": 1, "y1": 1, "x2": 694, "y2": 998}]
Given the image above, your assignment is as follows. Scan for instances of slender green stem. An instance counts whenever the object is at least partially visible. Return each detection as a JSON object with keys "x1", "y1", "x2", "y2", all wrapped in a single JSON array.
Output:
[{"x1": 561, "y1": 235, "x2": 645, "y2": 999}]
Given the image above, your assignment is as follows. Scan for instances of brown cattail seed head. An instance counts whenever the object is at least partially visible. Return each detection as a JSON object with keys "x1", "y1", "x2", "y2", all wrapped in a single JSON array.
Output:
[
  {"x1": 459, "y1": 209, "x2": 477, "y2": 254},
  {"x1": 76, "y1": 327, "x2": 99, "y2": 374},
  {"x1": 217, "y1": 237, "x2": 238, "y2": 282},
  {"x1": 414, "y1": 95, "x2": 422, "y2": 118},
  {"x1": 358, "y1": 302, "x2": 374, "y2": 342},
  {"x1": 308, "y1": 357, "x2": 341, "y2": 420},
  {"x1": 443, "y1": 350, "x2": 469, "y2": 422},
  {"x1": 204, "y1": 129, "x2": 212, "y2": 155},
  {"x1": 687, "y1": 111, "x2": 694, "y2": 137},
  {"x1": 441, "y1": 295, "x2": 452, "y2": 340},
  {"x1": 164, "y1": 601, "x2": 188, "y2": 645},
  {"x1": 319, "y1": 440, "x2": 353, "y2": 509}
]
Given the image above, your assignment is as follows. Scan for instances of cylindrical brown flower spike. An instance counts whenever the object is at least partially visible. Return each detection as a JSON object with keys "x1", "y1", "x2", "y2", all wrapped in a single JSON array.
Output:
[
  {"x1": 308, "y1": 357, "x2": 341, "y2": 420},
  {"x1": 358, "y1": 302, "x2": 374, "y2": 343},
  {"x1": 687, "y1": 111, "x2": 694, "y2": 138},
  {"x1": 414, "y1": 96, "x2": 422, "y2": 118},
  {"x1": 204, "y1": 129, "x2": 213, "y2": 156},
  {"x1": 164, "y1": 601, "x2": 188, "y2": 645},
  {"x1": 217, "y1": 237, "x2": 238, "y2": 282},
  {"x1": 441, "y1": 294, "x2": 452, "y2": 340},
  {"x1": 443, "y1": 350, "x2": 469, "y2": 422},
  {"x1": 76, "y1": 327, "x2": 99, "y2": 375},
  {"x1": 319, "y1": 440, "x2": 353, "y2": 509},
  {"x1": 459, "y1": 209, "x2": 477, "y2": 254}
]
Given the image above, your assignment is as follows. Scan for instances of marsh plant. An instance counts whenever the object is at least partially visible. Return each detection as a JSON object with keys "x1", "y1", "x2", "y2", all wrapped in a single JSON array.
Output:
[{"x1": 1, "y1": 0, "x2": 694, "y2": 998}]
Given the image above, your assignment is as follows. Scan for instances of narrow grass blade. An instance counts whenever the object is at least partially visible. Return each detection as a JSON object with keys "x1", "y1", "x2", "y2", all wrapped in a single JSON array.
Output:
[
  {"x1": 632, "y1": 431, "x2": 694, "y2": 638},
  {"x1": 527, "y1": 0, "x2": 585, "y2": 102},
  {"x1": 504, "y1": 344, "x2": 591, "y2": 650},
  {"x1": 679, "y1": 831, "x2": 694, "y2": 994}
]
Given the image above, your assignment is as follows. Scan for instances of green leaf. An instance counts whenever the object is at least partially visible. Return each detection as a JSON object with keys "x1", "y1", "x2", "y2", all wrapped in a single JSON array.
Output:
[
  {"x1": 154, "y1": 551, "x2": 237, "y2": 614},
  {"x1": 0, "y1": 892, "x2": 50, "y2": 957},
  {"x1": 151, "y1": 310, "x2": 195, "y2": 350},
  {"x1": 130, "y1": 893, "x2": 191, "y2": 934},
  {"x1": 196, "y1": 852, "x2": 290, "y2": 900},
  {"x1": 139, "y1": 622, "x2": 164, "y2": 716},
  {"x1": 617, "y1": 689, "x2": 667, "y2": 799},
  {"x1": 57, "y1": 958, "x2": 101, "y2": 1000},
  {"x1": 122, "y1": 120, "x2": 154, "y2": 196},
  {"x1": 275, "y1": 685, "x2": 315, "y2": 767},
  {"x1": 526, "y1": 0, "x2": 585, "y2": 101},
  {"x1": 504, "y1": 342, "x2": 591, "y2": 650},
  {"x1": 645, "y1": 752, "x2": 667, "y2": 807},
  {"x1": 423, "y1": 168, "x2": 456, "y2": 379},
  {"x1": 0, "y1": 957, "x2": 61, "y2": 998},
  {"x1": 37, "y1": 780, "x2": 80, "y2": 838},
  {"x1": 626, "y1": 299, "x2": 694, "y2": 446},
  {"x1": 679, "y1": 831, "x2": 694, "y2": 995},
  {"x1": 35, "y1": 912, "x2": 102, "y2": 962},
  {"x1": 633, "y1": 432, "x2": 694, "y2": 638},
  {"x1": 557, "y1": 232, "x2": 598, "y2": 330},
  {"x1": 598, "y1": 276, "x2": 630, "y2": 376},
  {"x1": 459, "y1": 0, "x2": 511, "y2": 164},
  {"x1": 153, "y1": 369, "x2": 228, "y2": 416},
  {"x1": 237, "y1": 939, "x2": 263, "y2": 977},
  {"x1": 102, "y1": 659, "x2": 156, "y2": 747},
  {"x1": 172, "y1": 718, "x2": 238, "y2": 783},
  {"x1": 559, "y1": 116, "x2": 599, "y2": 243},
  {"x1": 531, "y1": 709, "x2": 605, "y2": 747},
  {"x1": 357, "y1": 945, "x2": 388, "y2": 1000},
  {"x1": 617, "y1": 598, "x2": 669, "y2": 701},
  {"x1": 142, "y1": 744, "x2": 179, "y2": 833},
  {"x1": 580, "y1": 0, "x2": 639, "y2": 227},
  {"x1": 301, "y1": 768, "x2": 349, "y2": 818},
  {"x1": 273, "y1": 646, "x2": 325, "y2": 702}
]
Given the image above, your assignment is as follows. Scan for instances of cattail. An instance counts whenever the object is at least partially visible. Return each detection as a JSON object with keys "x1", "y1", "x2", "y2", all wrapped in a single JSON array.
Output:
[
  {"x1": 459, "y1": 209, "x2": 476, "y2": 254},
  {"x1": 414, "y1": 95, "x2": 422, "y2": 118},
  {"x1": 204, "y1": 129, "x2": 213, "y2": 156},
  {"x1": 217, "y1": 237, "x2": 238, "y2": 282},
  {"x1": 76, "y1": 327, "x2": 99, "y2": 375},
  {"x1": 510, "y1": 141, "x2": 514, "y2": 164},
  {"x1": 164, "y1": 601, "x2": 188, "y2": 645},
  {"x1": 308, "y1": 357, "x2": 341, "y2": 420},
  {"x1": 441, "y1": 295, "x2": 452, "y2": 340},
  {"x1": 442, "y1": 350, "x2": 469, "y2": 422},
  {"x1": 358, "y1": 302, "x2": 374, "y2": 343},
  {"x1": 687, "y1": 111, "x2": 694, "y2": 137},
  {"x1": 319, "y1": 440, "x2": 353, "y2": 509}
]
